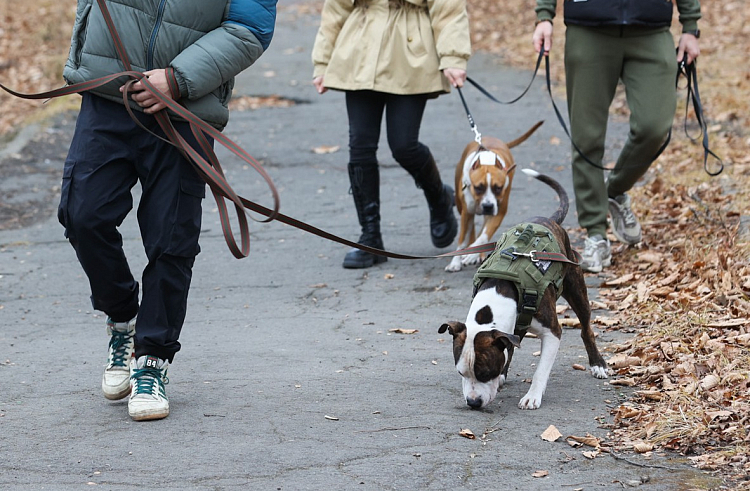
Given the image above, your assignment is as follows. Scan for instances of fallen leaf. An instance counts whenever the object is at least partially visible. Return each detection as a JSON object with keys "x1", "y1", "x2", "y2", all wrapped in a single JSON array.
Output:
[
  {"x1": 604, "y1": 273, "x2": 635, "y2": 286},
  {"x1": 324, "y1": 415, "x2": 339, "y2": 421},
  {"x1": 572, "y1": 364, "x2": 586, "y2": 371},
  {"x1": 609, "y1": 377, "x2": 636, "y2": 387},
  {"x1": 459, "y1": 428, "x2": 476, "y2": 439},
  {"x1": 389, "y1": 328, "x2": 418, "y2": 334},
  {"x1": 532, "y1": 470, "x2": 549, "y2": 478},
  {"x1": 607, "y1": 354, "x2": 641, "y2": 369},
  {"x1": 541, "y1": 425, "x2": 563, "y2": 442},
  {"x1": 567, "y1": 434, "x2": 601, "y2": 448},
  {"x1": 699, "y1": 374, "x2": 720, "y2": 390},
  {"x1": 633, "y1": 442, "x2": 654, "y2": 453},
  {"x1": 312, "y1": 145, "x2": 341, "y2": 154},
  {"x1": 582, "y1": 450, "x2": 600, "y2": 459},
  {"x1": 559, "y1": 318, "x2": 581, "y2": 328}
]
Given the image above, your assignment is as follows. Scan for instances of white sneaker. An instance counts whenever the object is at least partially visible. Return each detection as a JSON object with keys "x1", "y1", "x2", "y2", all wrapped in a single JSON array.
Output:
[
  {"x1": 580, "y1": 235, "x2": 612, "y2": 273},
  {"x1": 128, "y1": 355, "x2": 170, "y2": 421},
  {"x1": 608, "y1": 193, "x2": 642, "y2": 245},
  {"x1": 102, "y1": 317, "x2": 136, "y2": 400}
]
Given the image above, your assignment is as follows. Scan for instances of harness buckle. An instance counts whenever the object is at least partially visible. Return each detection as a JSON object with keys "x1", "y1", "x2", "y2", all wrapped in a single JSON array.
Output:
[{"x1": 521, "y1": 291, "x2": 538, "y2": 313}]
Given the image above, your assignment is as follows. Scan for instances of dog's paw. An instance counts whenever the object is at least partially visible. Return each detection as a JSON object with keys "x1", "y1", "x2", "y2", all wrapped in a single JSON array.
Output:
[
  {"x1": 461, "y1": 253, "x2": 481, "y2": 266},
  {"x1": 590, "y1": 365, "x2": 609, "y2": 379},
  {"x1": 518, "y1": 392, "x2": 542, "y2": 410},
  {"x1": 445, "y1": 257, "x2": 463, "y2": 272}
]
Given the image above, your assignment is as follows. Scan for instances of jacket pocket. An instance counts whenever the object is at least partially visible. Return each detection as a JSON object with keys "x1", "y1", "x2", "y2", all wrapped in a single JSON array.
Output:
[
  {"x1": 58, "y1": 162, "x2": 75, "y2": 238},
  {"x1": 70, "y1": 4, "x2": 92, "y2": 68},
  {"x1": 165, "y1": 178, "x2": 206, "y2": 258}
]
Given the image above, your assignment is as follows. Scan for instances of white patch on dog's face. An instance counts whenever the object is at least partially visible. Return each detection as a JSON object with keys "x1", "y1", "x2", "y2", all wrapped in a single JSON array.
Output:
[
  {"x1": 456, "y1": 291, "x2": 517, "y2": 409},
  {"x1": 479, "y1": 174, "x2": 499, "y2": 215}
]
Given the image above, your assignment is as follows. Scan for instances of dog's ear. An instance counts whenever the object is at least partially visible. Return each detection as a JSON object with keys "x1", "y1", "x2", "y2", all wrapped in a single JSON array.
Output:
[
  {"x1": 504, "y1": 163, "x2": 517, "y2": 174},
  {"x1": 438, "y1": 321, "x2": 466, "y2": 337},
  {"x1": 471, "y1": 158, "x2": 481, "y2": 171},
  {"x1": 490, "y1": 330, "x2": 521, "y2": 349}
]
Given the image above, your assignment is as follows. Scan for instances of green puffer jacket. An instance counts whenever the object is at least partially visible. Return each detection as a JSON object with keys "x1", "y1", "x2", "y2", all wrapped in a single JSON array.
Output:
[{"x1": 63, "y1": 0, "x2": 277, "y2": 130}]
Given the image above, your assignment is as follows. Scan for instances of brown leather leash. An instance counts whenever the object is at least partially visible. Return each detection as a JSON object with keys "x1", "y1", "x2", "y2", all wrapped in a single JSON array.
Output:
[{"x1": 1, "y1": 0, "x2": 505, "y2": 262}]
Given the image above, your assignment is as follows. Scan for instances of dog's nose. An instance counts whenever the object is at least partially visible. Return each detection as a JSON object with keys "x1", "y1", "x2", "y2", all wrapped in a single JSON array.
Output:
[
  {"x1": 481, "y1": 203, "x2": 494, "y2": 214},
  {"x1": 466, "y1": 397, "x2": 483, "y2": 409}
]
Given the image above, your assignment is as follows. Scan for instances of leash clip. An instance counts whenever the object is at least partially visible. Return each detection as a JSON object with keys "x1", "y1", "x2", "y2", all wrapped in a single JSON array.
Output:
[
  {"x1": 472, "y1": 125, "x2": 482, "y2": 145},
  {"x1": 513, "y1": 250, "x2": 538, "y2": 262}
]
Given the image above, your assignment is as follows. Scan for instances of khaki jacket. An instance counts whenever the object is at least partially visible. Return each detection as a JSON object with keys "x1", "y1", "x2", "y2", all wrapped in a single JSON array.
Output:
[{"x1": 312, "y1": 0, "x2": 471, "y2": 95}]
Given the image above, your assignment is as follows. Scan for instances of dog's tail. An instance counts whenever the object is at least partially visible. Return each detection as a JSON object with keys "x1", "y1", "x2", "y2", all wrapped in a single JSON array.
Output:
[
  {"x1": 506, "y1": 121, "x2": 544, "y2": 149},
  {"x1": 520, "y1": 168, "x2": 568, "y2": 225}
]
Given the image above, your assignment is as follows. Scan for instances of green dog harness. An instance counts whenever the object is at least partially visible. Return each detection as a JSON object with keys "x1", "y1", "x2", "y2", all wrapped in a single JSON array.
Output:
[{"x1": 473, "y1": 223, "x2": 568, "y2": 334}]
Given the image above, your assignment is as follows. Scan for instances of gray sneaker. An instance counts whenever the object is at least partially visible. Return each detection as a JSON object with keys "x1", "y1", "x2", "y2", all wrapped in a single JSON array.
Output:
[
  {"x1": 580, "y1": 235, "x2": 611, "y2": 273},
  {"x1": 608, "y1": 194, "x2": 642, "y2": 245},
  {"x1": 102, "y1": 317, "x2": 136, "y2": 400}
]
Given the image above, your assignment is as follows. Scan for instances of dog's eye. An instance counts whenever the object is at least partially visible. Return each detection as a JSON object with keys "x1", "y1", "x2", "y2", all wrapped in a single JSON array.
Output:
[
  {"x1": 474, "y1": 184, "x2": 486, "y2": 194},
  {"x1": 491, "y1": 185, "x2": 503, "y2": 195}
]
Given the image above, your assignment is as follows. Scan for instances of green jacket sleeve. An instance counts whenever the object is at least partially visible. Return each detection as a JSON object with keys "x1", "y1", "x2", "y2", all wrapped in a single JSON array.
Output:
[
  {"x1": 676, "y1": 0, "x2": 701, "y2": 31},
  {"x1": 535, "y1": 0, "x2": 557, "y2": 23},
  {"x1": 170, "y1": 23, "x2": 264, "y2": 100}
]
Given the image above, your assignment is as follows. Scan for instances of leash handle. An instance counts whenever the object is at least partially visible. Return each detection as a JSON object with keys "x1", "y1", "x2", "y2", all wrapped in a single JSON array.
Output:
[{"x1": 678, "y1": 54, "x2": 724, "y2": 176}]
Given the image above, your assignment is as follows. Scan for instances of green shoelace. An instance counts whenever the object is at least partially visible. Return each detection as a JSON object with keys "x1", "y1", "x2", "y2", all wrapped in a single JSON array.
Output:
[
  {"x1": 108, "y1": 329, "x2": 133, "y2": 368},
  {"x1": 131, "y1": 367, "x2": 169, "y2": 397}
]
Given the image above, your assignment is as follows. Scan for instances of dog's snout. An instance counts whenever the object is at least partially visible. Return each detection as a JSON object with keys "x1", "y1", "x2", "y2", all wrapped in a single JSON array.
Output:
[
  {"x1": 481, "y1": 203, "x2": 494, "y2": 213},
  {"x1": 466, "y1": 397, "x2": 483, "y2": 409}
]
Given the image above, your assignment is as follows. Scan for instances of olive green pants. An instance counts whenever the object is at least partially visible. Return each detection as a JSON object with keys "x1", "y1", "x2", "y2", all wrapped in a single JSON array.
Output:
[{"x1": 565, "y1": 25, "x2": 677, "y2": 238}]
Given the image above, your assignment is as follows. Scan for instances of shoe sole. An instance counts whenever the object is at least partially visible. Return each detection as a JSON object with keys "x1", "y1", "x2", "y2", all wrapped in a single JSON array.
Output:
[
  {"x1": 581, "y1": 255, "x2": 612, "y2": 273},
  {"x1": 129, "y1": 408, "x2": 169, "y2": 421},
  {"x1": 103, "y1": 385, "x2": 131, "y2": 400},
  {"x1": 342, "y1": 254, "x2": 387, "y2": 269},
  {"x1": 609, "y1": 226, "x2": 641, "y2": 246}
]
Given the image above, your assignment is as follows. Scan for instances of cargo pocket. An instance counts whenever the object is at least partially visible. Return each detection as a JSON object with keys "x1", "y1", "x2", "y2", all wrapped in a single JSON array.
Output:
[
  {"x1": 165, "y1": 178, "x2": 206, "y2": 258},
  {"x1": 58, "y1": 162, "x2": 75, "y2": 238}
]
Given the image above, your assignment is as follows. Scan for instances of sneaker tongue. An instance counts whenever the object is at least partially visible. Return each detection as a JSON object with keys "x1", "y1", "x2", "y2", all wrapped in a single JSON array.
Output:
[{"x1": 143, "y1": 356, "x2": 161, "y2": 369}]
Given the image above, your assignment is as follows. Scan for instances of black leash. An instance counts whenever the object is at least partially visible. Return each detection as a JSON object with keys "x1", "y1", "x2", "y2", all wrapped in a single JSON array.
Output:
[
  {"x1": 678, "y1": 55, "x2": 724, "y2": 176},
  {"x1": 457, "y1": 50, "x2": 723, "y2": 176}
]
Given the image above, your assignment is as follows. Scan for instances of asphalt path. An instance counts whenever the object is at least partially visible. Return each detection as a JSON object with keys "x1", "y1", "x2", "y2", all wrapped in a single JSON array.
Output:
[{"x1": 0, "y1": 2, "x2": 716, "y2": 490}]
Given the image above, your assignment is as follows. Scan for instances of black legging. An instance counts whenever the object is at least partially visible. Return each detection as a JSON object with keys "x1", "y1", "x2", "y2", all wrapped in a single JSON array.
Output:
[{"x1": 345, "y1": 90, "x2": 431, "y2": 171}]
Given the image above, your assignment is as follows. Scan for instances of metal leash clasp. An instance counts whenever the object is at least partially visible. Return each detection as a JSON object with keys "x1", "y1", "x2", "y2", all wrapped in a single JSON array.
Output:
[
  {"x1": 471, "y1": 123, "x2": 482, "y2": 145},
  {"x1": 513, "y1": 250, "x2": 539, "y2": 262}
]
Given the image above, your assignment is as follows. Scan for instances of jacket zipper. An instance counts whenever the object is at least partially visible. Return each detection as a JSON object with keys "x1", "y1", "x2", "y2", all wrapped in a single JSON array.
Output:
[{"x1": 146, "y1": 0, "x2": 168, "y2": 70}]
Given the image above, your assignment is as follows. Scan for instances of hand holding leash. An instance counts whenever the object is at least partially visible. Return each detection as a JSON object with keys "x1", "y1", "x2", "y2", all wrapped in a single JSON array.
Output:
[
  {"x1": 677, "y1": 32, "x2": 700, "y2": 66},
  {"x1": 532, "y1": 19, "x2": 553, "y2": 55},
  {"x1": 121, "y1": 69, "x2": 175, "y2": 114}
]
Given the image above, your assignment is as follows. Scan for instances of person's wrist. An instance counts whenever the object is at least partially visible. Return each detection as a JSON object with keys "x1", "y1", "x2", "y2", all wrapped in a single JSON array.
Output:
[
  {"x1": 535, "y1": 19, "x2": 552, "y2": 26},
  {"x1": 682, "y1": 29, "x2": 700, "y2": 39}
]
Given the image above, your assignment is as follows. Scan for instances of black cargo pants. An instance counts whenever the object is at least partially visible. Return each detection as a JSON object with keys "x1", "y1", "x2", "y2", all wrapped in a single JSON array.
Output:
[{"x1": 59, "y1": 93, "x2": 209, "y2": 362}]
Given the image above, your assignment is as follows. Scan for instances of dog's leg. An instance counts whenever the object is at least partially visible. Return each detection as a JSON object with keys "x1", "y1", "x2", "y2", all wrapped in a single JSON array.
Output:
[
  {"x1": 562, "y1": 266, "x2": 609, "y2": 379},
  {"x1": 446, "y1": 212, "x2": 475, "y2": 272},
  {"x1": 461, "y1": 213, "x2": 502, "y2": 267},
  {"x1": 518, "y1": 328, "x2": 560, "y2": 410}
]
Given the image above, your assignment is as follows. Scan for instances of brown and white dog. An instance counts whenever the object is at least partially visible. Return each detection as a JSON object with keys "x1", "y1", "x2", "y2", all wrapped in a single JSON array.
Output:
[
  {"x1": 445, "y1": 121, "x2": 544, "y2": 272},
  {"x1": 439, "y1": 169, "x2": 608, "y2": 410}
]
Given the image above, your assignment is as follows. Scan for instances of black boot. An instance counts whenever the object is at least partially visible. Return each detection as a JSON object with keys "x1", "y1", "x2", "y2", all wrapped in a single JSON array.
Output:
[
  {"x1": 405, "y1": 153, "x2": 458, "y2": 248},
  {"x1": 342, "y1": 163, "x2": 388, "y2": 269}
]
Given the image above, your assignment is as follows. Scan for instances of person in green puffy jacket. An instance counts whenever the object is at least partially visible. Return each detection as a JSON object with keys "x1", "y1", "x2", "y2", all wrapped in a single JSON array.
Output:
[
  {"x1": 532, "y1": 0, "x2": 700, "y2": 273},
  {"x1": 58, "y1": 0, "x2": 276, "y2": 421}
]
